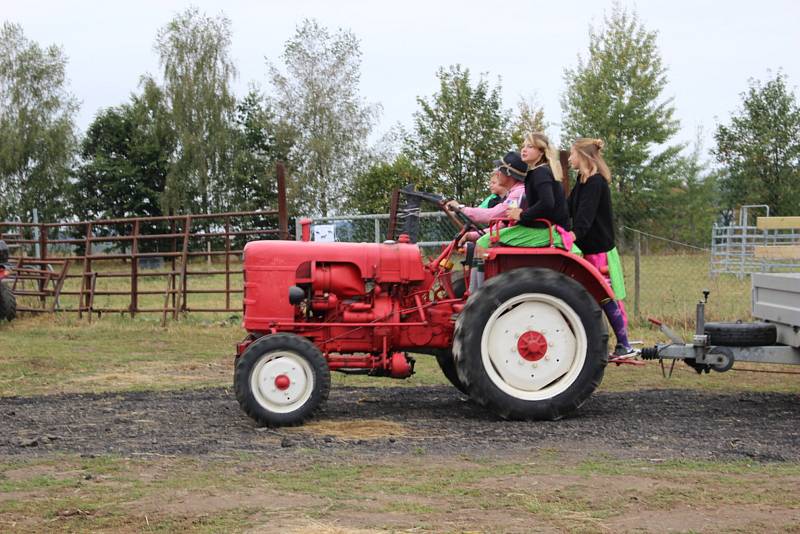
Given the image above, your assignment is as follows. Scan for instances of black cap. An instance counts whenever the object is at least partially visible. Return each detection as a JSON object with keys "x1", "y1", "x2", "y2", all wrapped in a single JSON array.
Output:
[{"x1": 492, "y1": 151, "x2": 527, "y2": 181}]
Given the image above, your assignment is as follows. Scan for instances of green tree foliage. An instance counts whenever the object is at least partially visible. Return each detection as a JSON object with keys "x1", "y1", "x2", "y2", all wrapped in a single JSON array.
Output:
[
  {"x1": 0, "y1": 22, "x2": 78, "y2": 221},
  {"x1": 155, "y1": 7, "x2": 237, "y2": 215},
  {"x1": 561, "y1": 4, "x2": 684, "y2": 236},
  {"x1": 346, "y1": 155, "x2": 428, "y2": 214},
  {"x1": 510, "y1": 97, "x2": 547, "y2": 149},
  {"x1": 270, "y1": 19, "x2": 378, "y2": 217},
  {"x1": 228, "y1": 89, "x2": 293, "y2": 212},
  {"x1": 72, "y1": 78, "x2": 174, "y2": 221},
  {"x1": 713, "y1": 72, "x2": 800, "y2": 216},
  {"x1": 406, "y1": 65, "x2": 510, "y2": 206},
  {"x1": 642, "y1": 138, "x2": 720, "y2": 247}
]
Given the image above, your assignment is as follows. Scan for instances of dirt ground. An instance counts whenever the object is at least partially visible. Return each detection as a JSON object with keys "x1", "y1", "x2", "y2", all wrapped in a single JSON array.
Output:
[
  {"x1": 2, "y1": 385, "x2": 800, "y2": 532},
  {"x1": 2, "y1": 385, "x2": 798, "y2": 461}
]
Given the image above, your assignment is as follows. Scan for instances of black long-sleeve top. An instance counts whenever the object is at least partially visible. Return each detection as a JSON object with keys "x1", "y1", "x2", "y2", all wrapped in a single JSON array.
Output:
[
  {"x1": 568, "y1": 173, "x2": 615, "y2": 254},
  {"x1": 519, "y1": 165, "x2": 571, "y2": 230}
]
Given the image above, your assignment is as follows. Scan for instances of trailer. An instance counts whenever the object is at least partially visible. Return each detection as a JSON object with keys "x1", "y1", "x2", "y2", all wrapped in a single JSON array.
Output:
[{"x1": 641, "y1": 273, "x2": 800, "y2": 372}]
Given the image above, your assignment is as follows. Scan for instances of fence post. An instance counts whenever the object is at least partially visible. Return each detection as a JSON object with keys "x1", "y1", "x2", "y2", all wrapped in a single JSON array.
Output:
[
  {"x1": 180, "y1": 216, "x2": 192, "y2": 314},
  {"x1": 277, "y1": 162, "x2": 288, "y2": 240},
  {"x1": 31, "y1": 209, "x2": 39, "y2": 258},
  {"x1": 225, "y1": 215, "x2": 231, "y2": 311},
  {"x1": 33, "y1": 209, "x2": 49, "y2": 308},
  {"x1": 374, "y1": 218, "x2": 381, "y2": 243},
  {"x1": 131, "y1": 219, "x2": 140, "y2": 317},
  {"x1": 634, "y1": 230, "x2": 641, "y2": 319}
]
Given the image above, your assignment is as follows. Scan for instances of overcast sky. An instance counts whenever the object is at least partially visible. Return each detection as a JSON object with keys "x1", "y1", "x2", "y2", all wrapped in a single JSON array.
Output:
[{"x1": 3, "y1": 0, "x2": 799, "y2": 161}]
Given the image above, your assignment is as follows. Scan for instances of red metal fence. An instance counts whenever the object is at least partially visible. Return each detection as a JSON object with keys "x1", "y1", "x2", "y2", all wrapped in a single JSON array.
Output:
[{"x1": 1, "y1": 165, "x2": 289, "y2": 323}]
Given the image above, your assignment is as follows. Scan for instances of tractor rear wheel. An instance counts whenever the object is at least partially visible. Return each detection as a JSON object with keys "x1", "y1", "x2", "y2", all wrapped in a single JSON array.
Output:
[
  {"x1": 234, "y1": 333, "x2": 330, "y2": 427},
  {"x1": 453, "y1": 268, "x2": 607, "y2": 420},
  {"x1": 0, "y1": 283, "x2": 16, "y2": 321},
  {"x1": 434, "y1": 349, "x2": 468, "y2": 394}
]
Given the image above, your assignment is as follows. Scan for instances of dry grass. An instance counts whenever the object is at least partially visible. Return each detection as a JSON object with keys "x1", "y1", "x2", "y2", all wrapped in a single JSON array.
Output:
[
  {"x1": 284, "y1": 419, "x2": 409, "y2": 440},
  {"x1": 1, "y1": 453, "x2": 799, "y2": 533}
]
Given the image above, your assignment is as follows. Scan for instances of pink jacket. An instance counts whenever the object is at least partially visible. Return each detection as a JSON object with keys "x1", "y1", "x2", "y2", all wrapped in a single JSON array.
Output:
[{"x1": 462, "y1": 182, "x2": 525, "y2": 224}]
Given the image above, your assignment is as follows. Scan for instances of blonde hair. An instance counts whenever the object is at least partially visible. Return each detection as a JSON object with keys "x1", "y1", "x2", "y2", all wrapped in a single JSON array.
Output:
[
  {"x1": 572, "y1": 138, "x2": 611, "y2": 183},
  {"x1": 523, "y1": 132, "x2": 564, "y2": 182}
]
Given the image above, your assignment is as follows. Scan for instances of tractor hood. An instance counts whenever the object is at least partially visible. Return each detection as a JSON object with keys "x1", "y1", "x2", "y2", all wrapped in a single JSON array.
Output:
[{"x1": 243, "y1": 240, "x2": 426, "y2": 284}]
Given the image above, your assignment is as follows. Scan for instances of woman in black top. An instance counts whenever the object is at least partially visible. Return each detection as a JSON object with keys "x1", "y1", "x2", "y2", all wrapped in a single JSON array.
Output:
[
  {"x1": 567, "y1": 137, "x2": 636, "y2": 359},
  {"x1": 499, "y1": 132, "x2": 572, "y2": 248}
]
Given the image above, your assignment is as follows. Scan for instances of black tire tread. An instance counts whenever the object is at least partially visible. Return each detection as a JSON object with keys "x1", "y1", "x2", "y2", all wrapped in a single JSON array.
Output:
[
  {"x1": 234, "y1": 333, "x2": 330, "y2": 427},
  {"x1": 434, "y1": 349, "x2": 468, "y2": 394},
  {"x1": 704, "y1": 321, "x2": 776, "y2": 347},
  {"x1": 0, "y1": 283, "x2": 15, "y2": 321}
]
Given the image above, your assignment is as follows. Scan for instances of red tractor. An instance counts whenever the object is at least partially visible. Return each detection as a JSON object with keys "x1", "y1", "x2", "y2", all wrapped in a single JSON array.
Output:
[{"x1": 234, "y1": 189, "x2": 614, "y2": 426}]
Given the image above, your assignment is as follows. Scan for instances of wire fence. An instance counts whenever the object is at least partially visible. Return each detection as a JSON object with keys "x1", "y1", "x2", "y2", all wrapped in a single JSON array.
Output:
[{"x1": 296, "y1": 211, "x2": 457, "y2": 255}]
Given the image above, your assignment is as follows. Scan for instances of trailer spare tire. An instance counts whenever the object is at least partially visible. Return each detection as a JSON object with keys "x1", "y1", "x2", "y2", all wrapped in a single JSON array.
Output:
[
  {"x1": 453, "y1": 267, "x2": 608, "y2": 421},
  {"x1": 704, "y1": 322, "x2": 776, "y2": 347}
]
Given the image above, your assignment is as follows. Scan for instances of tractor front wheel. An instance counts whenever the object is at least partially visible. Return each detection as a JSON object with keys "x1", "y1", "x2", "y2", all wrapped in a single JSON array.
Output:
[
  {"x1": 234, "y1": 333, "x2": 330, "y2": 426},
  {"x1": 453, "y1": 268, "x2": 607, "y2": 420}
]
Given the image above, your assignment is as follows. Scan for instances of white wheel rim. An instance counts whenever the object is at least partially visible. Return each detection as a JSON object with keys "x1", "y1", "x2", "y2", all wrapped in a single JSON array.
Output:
[
  {"x1": 250, "y1": 351, "x2": 315, "y2": 414},
  {"x1": 480, "y1": 293, "x2": 587, "y2": 401}
]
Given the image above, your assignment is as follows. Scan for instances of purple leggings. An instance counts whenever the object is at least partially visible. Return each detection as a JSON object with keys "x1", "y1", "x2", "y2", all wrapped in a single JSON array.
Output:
[{"x1": 585, "y1": 252, "x2": 630, "y2": 349}]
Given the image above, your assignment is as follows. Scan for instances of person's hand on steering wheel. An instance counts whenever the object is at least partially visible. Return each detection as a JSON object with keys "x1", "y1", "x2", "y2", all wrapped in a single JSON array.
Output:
[{"x1": 445, "y1": 199, "x2": 464, "y2": 211}]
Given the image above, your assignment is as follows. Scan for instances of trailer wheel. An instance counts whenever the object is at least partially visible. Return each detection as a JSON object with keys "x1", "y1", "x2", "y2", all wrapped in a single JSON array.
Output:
[
  {"x1": 0, "y1": 283, "x2": 16, "y2": 322},
  {"x1": 234, "y1": 333, "x2": 330, "y2": 427},
  {"x1": 434, "y1": 349, "x2": 468, "y2": 394},
  {"x1": 453, "y1": 268, "x2": 607, "y2": 420},
  {"x1": 704, "y1": 322, "x2": 776, "y2": 347}
]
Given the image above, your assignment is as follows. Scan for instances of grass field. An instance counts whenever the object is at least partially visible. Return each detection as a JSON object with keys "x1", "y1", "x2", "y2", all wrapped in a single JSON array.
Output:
[{"x1": 2, "y1": 253, "x2": 799, "y2": 533}]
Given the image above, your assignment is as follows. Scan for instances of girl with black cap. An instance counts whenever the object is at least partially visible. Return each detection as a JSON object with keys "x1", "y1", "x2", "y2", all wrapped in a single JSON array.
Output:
[{"x1": 445, "y1": 150, "x2": 527, "y2": 244}]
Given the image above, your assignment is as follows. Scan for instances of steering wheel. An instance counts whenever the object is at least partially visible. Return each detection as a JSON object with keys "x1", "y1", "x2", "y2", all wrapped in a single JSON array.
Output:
[
  {"x1": 443, "y1": 202, "x2": 485, "y2": 236},
  {"x1": 396, "y1": 189, "x2": 485, "y2": 236}
]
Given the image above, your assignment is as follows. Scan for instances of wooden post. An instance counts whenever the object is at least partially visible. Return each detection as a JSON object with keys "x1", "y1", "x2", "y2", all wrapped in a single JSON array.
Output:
[
  {"x1": 170, "y1": 219, "x2": 178, "y2": 320},
  {"x1": 38, "y1": 221, "x2": 48, "y2": 309},
  {"x1": 130, "y1": 219, "x2": 140, "y2": 317},
  {"x1": 180, "y1": 216, "x2": 192, "y2": 314},
  {"x1": 225, "y1": 215, "x2": 231, "y2": 311},
  {"x1": 277, "y1": 162, "x2": 288, "y2": 240},
  {"x1": 80, "y1": 223, "x2": 93, "y2": 320},
  {"x1": 559, "y1": 150, "x2": 571, "y2": 198},
  {"x1": 634, "y1": 230, "x2": 641, "y2": 319},
  {"x1": 387, "y1": 189, "x2": 400, "y2": 241}
]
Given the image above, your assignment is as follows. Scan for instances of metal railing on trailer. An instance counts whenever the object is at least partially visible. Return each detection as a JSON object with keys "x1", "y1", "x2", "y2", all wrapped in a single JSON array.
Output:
[{"x1": 710, "y1": 205, "x2": 800, "y2": 278}]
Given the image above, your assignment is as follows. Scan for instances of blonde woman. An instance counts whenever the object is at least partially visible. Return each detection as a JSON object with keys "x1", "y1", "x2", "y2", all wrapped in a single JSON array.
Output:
[
  {"x1": 476, "y1": 132, "x2": 571, "y2": 249},
  {"x1": 567, "y1": 138, "x2": 636, "y2": 359}
]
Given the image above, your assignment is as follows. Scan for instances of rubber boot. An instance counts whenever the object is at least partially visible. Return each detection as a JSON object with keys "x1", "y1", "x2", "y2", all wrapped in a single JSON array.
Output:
[{"x1": 602, "y1": 300, "x2": 631, "y2": 351}]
